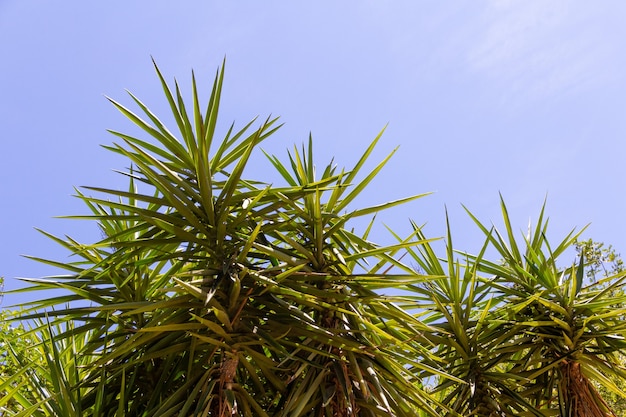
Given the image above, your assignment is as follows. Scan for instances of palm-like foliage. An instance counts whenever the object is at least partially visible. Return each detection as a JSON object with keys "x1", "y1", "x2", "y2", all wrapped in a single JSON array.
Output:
[
  {"x1": 6, "y1": 60, "x2": 443, "y2": 416},
  {"x1": 398, "y1": 217, "x2": 537, "y2": 417},
  {"x1": 0, "y1": 318, "x2": 97, "y2": 417},
  {"x1": 257, "y1": 138, "x2": 444, "y2": 416},
  {"x1": 398, "y1": 199, "x2": 626, "y2": 416},
  {"x1": 467, "y1": 198, "x2": 626, "y2": 416},
  {"x1": 5, "y1": 60, "x2": 626, "y2": 417}
]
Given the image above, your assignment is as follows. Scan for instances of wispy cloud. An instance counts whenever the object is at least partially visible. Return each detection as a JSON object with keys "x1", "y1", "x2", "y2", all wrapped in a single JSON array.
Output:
[{"x1": 468, "y1": 1, "x2": 619, "y2": 101}]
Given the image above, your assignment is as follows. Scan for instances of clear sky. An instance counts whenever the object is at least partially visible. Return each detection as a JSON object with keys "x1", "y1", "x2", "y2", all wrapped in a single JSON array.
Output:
[{"x1": 2, "y1": 2, "x2": 626, "y2": 307}]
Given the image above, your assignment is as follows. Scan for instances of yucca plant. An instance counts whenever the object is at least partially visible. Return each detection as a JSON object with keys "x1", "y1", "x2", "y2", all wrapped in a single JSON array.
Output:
[
  {"x1": 7, "y1": 59, "x2": 626, "y2": 417},
  {"x1": 1, "y1": 308, "x2": 40, "y2": 415},
  {"x1": 394, "y1": 216, "x2": 541, "y2": 417},
  {"x1": 464, "y1": 198, "x2": 626, "y2": 416},
  {"x1": 390, "y1": 198, "x2": 626, "y2": 417},
  {"x1": 256, "y1": 137, "x2": 447, "y2": 416},
  {"x1": 6, "y1": 60, "x2": 445, "y2": 416},
  {"x1": 0, "y1": 317, "x2": 100, "y2": 417}
]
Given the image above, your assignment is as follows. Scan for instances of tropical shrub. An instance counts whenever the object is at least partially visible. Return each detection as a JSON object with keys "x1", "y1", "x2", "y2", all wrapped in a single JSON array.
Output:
[
  {"x1": 2, "y1": 61, "x2": 626, "y2": 417},
  {"x1": 3, "y1": 61, "x2": 438, "y2": 417},
  {"x1": 399, "y1": 202, "x2": 626, "y2": 416}
]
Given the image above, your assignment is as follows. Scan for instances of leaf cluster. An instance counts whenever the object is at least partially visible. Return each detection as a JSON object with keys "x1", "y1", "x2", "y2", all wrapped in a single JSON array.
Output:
[
  {"x1": 3, "y1": 62, "x2": 626, "y2": 417},
  {"x1": 399, "y1": 199, "x2": 626, "y2": 416}
]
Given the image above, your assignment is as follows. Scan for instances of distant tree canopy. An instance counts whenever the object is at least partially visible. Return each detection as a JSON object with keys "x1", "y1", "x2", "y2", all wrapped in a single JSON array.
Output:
[
  {"x1": 2, "y1": 61, "x2": 626, "y2": 417},
  {"x1": 575, "y1": 239, "x2": 625, "y2": 281}
]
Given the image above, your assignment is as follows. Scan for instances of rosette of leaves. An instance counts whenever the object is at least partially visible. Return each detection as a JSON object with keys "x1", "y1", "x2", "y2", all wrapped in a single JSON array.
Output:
[{"x1": 9, "y1": 60, "x2": 445, "y2": 416}]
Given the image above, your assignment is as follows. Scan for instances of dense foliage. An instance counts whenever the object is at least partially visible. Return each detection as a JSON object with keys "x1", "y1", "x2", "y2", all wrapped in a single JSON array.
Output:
[{"x1": 2, "y1": 62, "x2": 626, "y2": 416}]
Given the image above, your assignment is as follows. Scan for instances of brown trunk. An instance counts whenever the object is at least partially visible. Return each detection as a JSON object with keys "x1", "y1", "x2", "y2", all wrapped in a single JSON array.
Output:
[
  {"x1": 210, "y1": 353, "x2": 240, "y2": 417},
  {"x1": 560, "y1": 360, "x2": 616, "y2": 417}
]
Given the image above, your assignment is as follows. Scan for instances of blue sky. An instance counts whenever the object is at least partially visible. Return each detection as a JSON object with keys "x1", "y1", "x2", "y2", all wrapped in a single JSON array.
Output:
[{"x1": 2, "y1": 2, "x2": 626, "y2": 307}]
